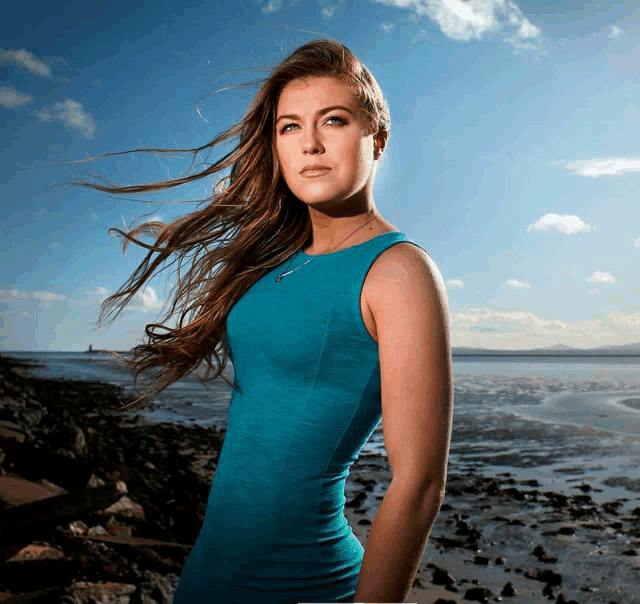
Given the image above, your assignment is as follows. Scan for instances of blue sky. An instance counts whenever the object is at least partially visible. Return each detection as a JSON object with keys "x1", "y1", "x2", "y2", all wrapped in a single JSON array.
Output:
[{"x1": 1, "y1": 0, "x2": 639, "y2": 353}]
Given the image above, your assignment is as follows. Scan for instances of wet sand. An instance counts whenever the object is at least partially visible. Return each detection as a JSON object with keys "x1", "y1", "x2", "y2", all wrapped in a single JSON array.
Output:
[
  {"x1": 345, "y1": 452, "x2": 639, "y2": 603},
  {"x1": 2, "y1": 353, "x2": 639, "y2": 603}
]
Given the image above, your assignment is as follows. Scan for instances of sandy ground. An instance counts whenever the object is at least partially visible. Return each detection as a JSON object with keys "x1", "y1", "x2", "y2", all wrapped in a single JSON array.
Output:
[{"x1": 344, "y1": 453, "x2": 640, "y2": 604}]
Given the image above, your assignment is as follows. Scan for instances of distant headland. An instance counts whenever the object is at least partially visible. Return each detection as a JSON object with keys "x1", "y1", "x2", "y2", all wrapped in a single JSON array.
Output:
[
  {"x1": 83, "y1": 342, "x2": 640, "y2": 357},
  {"x1": 451, "y1": 342, "x2": 640, "y2": 356},
  {"x1": 84, "y1": 345, "x2": 129, "y2": 355}
]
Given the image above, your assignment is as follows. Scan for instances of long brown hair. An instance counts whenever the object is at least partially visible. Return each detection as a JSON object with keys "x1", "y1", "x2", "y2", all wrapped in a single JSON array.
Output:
[{"x1": 68, "y1": 36, "x2": 391, "y2": 409}]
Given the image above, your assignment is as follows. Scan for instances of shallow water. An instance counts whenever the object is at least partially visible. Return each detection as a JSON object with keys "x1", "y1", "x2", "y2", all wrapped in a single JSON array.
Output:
[{"x1": 5, "y1": 351, "x2": 640, "y2": 513}]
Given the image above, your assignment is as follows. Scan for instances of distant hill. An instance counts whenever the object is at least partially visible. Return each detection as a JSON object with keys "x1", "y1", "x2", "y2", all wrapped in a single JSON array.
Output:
[
  {"x1": 538, "y1": 344, "x2": 579, "y2": 351},
  {"x1": 452, "y1": 342, "x2": 640, "y2": 356}
]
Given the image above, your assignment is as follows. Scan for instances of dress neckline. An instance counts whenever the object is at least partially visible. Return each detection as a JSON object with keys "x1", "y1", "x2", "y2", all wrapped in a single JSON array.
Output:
[{"x1": 300, "y1": 231, "x2": 402, "y2": 257}]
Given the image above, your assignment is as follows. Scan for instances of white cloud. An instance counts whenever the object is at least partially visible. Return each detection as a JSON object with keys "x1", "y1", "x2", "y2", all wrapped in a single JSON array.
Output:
[
  {"x1": 446, "y1": 278, "x2": 464, "y2": 288},
  {"x1": 33, "y1": 290, "x2": 67, "y2": 302},
  {"x1": 563, "y1": 157, "x2": 640, "y2": 177},
  {"x1": 137, "y1": 286, "x2": 164, "y2": 313},
  {"x1": 517, "y1": 18, "x2": 539, "y2": 39},
  {"x1": 634, "y1": 236, "x2": 640, "y2": 248},
  {"x1": 2, "y1": 285, "x2": 164, "y2": 315},
  {"x1": 369, "y1": 0, "x2": 544, "y2": 53},
  {"x1": 86, "y1": 286, "x2": 110, "y2": 300},
  {"x1": 505, "y1": 279, "x2": 531, "y2": 288},
  {"x1": 0, "y1": 48, "x2": 52, "y2": 77},
  {"x1": 586, "y1": 270, "x2": 617, "y2": 285},
  {"x1": 380, "y1": 22, "x2": 395, "y2": 33},
  {"x1": 3, "y1": 289, "x2": 28, "y2": 300},
  {"x1": 450, "y1": 307, "x2": 640, "y2": 349},
  {"x1": 526, "y1": 213, "x2": 594, "y2": 235},
  {"x1": 0, "y1": 288, "x2": 67, "y2": 309},
  {"x1": 84, "y1": 283, "x2": 163, "y2": 313},
  {"x1": 609, "y1": 25, "x2": 623, "y2": 39},
  {"x1": 609, "y1": 314, "x2": 640, "y2": 327},
  {"x1": 36, "y1": 98, "x2": 97, "y2": 140},
  {"x1": 0, "y1": 85, "x2": 32, "y2": 108},
  {"x1": 260, "y1": 0, "x2": 282, "y2": 13},
  {"x1": 454, "y1": 309, "x2": 567, "y2": 331}
]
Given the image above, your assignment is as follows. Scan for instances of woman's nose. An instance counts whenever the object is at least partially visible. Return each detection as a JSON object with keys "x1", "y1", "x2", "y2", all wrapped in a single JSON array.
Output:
[{"x1": 301, "y1": 128, "x2": 324, "y2": 154}]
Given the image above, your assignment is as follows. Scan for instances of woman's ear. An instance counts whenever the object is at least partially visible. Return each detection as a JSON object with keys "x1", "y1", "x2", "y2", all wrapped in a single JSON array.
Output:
[{"x1": 374, "y1": 129, "x2": 388, "y2": 158}]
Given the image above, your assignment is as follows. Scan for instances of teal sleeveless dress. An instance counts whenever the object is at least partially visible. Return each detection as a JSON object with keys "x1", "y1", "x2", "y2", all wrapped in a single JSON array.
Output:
[{"x1": 172, "y1": 232, "x2": 428, "y2": 603}]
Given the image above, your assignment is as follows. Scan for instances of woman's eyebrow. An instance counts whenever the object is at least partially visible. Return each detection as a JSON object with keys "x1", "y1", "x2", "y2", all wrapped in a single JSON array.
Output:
[{"x1": 276, "y1": 105, "x2": 354, "y2": 123}]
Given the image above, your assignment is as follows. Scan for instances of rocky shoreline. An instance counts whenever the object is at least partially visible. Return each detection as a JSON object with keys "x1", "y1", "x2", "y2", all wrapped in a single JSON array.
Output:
[{"x1": 1, "y1": 353, "x2": 639, "y2": 603}]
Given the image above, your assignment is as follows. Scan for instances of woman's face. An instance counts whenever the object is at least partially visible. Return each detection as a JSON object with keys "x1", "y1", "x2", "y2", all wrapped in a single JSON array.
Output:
[{"x1": 274, "y1": 76, "x2": 381, "y2": 212}]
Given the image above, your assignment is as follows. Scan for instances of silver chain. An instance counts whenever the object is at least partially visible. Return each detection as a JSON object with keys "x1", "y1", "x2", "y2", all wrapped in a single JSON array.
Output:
[{"x1": 275, "y1": 213, "x2": 378, "y2": 282}]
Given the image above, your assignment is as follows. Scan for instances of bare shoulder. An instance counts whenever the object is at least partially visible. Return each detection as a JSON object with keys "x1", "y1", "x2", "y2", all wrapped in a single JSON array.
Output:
[
  {"x1": 370, "y1": 242, "x2": 436, "y2": 276},
  {"x1": 365, "y1": 242, "x2": 447, "y2": 312}
]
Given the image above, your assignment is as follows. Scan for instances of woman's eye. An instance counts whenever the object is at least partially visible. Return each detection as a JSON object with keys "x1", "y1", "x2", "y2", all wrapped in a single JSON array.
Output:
[{"x1": 279, "y1": 115, "x2": 347, "y2": 134}]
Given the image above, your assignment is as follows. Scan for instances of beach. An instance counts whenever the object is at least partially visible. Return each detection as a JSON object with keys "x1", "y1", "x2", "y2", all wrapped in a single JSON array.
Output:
[{"x1": 1, "y1": 352, "x2": 639, "y2": 603}]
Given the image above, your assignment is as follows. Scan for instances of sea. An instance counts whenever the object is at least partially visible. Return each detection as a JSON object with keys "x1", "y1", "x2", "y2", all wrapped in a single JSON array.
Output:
[{"x1": 4, "y1": 350, "x2": 640, "y2": 514}]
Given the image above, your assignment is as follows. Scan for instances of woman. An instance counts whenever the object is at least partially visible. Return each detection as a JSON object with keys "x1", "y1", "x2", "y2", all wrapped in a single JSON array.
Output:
[{"x1": 77, "y1": 38, "x2": 453, "y2": 603}]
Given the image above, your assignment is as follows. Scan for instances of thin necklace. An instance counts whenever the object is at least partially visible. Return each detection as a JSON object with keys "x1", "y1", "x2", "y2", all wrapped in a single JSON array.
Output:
[{"x1": 275, "y1": 214, "x2": 378, "y2": 282}]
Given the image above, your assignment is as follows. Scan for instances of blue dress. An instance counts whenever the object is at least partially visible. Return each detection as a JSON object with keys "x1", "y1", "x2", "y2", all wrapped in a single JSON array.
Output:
[{"x1": 172, "y1": 232, "x2": 427, "y2": 604}]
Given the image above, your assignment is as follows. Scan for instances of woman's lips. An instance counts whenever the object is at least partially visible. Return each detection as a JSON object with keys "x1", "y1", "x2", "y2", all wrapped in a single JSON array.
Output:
[{"x1": 300, "y1": 168, "x2": 331, "y2": 178}]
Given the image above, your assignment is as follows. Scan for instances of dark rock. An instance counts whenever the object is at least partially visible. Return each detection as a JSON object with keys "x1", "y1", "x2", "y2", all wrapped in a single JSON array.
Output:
[
  {"x1": 432, "y1": 566, "x2": 456, "y2": 585},
  {"x1": 520, "y1": 479, "x2": 540, "y2": 487},
  {"x1": 501, "y1": 582, "x2": 517, "y2": 597},
  {"x1": 503, "y1": 487, "x2": 526, "y2": 501},
  {"x1": 433, "y1": 536, "x2": 468, "y2": 549},
  {"x1": 0, "y1": 483, "x2": 123, "y2": 540},
  {"x1": 602, "y1": 501, "x2": 623, "y2": 515},
  {"x1": 532, "y1": 544, "x2": 558, "y2": 563},
  {"x1": 463, "y1": 586, "x2": 493, "y2": 602},
  {"x1": 524, "y1": 567, "x2": 562, "y2": 586},
  {"x1": 0, "y1": 557, "x2": 81, "y2": 592},
  {"x1": 0, "y1": 586, "x2": 66, "y2": 603},
  {"x1": 473, "y1": 555, "x2": 490, "y2": 565},
  {"x1": 3, "y1": 442, "x2": 93, "y2": 492}
]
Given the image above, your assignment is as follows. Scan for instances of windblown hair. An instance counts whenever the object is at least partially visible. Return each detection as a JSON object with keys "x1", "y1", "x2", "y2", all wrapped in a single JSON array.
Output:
[{"x1": 70, "y1": 36, "x2": 391, "y2": 409}]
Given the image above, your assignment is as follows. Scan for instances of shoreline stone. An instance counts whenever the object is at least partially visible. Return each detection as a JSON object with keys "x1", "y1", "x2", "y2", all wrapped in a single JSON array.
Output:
[{"x1": 1, "y1": 353, "x2": 639, "y2": 603}]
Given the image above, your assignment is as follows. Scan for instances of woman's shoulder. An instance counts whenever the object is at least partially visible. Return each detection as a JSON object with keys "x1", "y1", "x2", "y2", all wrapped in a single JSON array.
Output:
[
  {"x1": 370, "y1": 238, "x2": 434, "y2": 276},
  {"x1": 364, "y1": 238, "x2": 442, "y2": 313}
]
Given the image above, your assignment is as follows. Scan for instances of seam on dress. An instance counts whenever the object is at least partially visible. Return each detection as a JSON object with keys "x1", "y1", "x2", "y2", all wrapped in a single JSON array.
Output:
[{"x1": 273, "y1": 288, "x2": 339, "y2": 540}]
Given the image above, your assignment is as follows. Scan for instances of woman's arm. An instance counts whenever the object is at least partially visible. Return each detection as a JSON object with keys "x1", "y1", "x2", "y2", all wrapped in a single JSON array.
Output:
[{"x1": 354, "y1": 244, "x2": 454, "y2": 602}]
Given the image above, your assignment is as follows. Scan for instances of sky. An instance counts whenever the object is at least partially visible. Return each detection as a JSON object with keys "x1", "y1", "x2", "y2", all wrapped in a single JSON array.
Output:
[{"x1": 1, "y1": 0, "x2": 639, "y2": 353}]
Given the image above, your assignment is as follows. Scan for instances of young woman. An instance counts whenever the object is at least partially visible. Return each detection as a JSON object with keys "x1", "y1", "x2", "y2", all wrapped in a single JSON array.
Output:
[{"x1": 77, "y1": 38, "x2": 453, "y2": 604}]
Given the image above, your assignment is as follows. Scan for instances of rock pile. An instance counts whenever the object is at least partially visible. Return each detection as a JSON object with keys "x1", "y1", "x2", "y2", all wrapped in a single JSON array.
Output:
[{"x1": 0, "y1": 354, "x2": 225, "y2": 603}]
